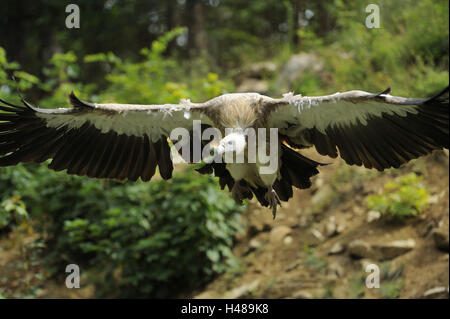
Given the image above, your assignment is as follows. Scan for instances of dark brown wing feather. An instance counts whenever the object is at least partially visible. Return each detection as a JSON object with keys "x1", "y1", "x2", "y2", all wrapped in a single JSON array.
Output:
[
  {"x1": 0, "y1": 98, "x2": 172, "y2": 182},
  {"x1": 283, "y1": 87, "x2": 449, "y2": 171}
]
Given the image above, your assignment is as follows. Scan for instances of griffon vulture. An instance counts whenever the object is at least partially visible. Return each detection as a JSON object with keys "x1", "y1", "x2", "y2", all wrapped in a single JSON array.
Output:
[{"x1": 0, "y1": 86, "x2": 448, "y2": 218}]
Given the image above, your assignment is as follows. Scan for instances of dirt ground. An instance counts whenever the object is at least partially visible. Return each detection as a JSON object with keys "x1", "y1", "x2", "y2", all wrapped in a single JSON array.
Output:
[
  {"x1": 0, "y1": 150, "x2": 448, "y2": 299},
  {"x1": 191, "y1": 150, "x2": 449, "y2": 299}
]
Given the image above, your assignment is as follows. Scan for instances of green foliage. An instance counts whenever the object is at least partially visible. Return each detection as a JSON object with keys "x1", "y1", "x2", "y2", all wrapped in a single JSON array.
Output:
[
  {"x1": 303, "y1": 245, "x2": 327, "y2": 271},
  {"x1": 348, "y1": 271, "x2": 366, "y2": 298},
  {"x1": 348, "y1": 262, "x2": 404, "y2": 299},
  {"x1": 379, "y1": 263, "x2": 404, "y2": 299},
  {"x1": 296, "y1": 28, "x2": 324, "y2": 50},
  {"x1": 323, "y1": 0, "x2": 449, "y2": 95},
  {"x1": 0, "y1": 47, "x2": 39, "y2": 96},
  {"x1": 0, "y1": 196, "x2": 28, "y2": 231},
  {"x1": 366, "y1": 173, "x2": 430, "y2": 221},
  {"x1": 379, "y1": 280, "x2": 404, "y2": 299},
  {"x1": 81, "y1": 28, "x2": 231, "y2": 104},
  {"x1": 0, "y1": 164, "x2": 244, "y2": 298},
  {"x1": 1, "y1": 27, "x2": 231, "y2": 108},
  {"x1": 276, "y1": 0, "x2": 449, "y2": 96},
  {"x1": 0, "y1": 234, "x2": 46, "y2": 299}
]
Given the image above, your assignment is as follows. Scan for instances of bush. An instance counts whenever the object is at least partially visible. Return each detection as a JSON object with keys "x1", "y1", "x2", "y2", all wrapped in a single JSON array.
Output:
[
  {"x1": 365, "y1": 173, "x2": 430, "y2": 221},
  {"x1": 0, "y1": 196, "x2": 28, "y2": 232},
  {"x1": 0, "y1": 164, "x2": 244, "y2": 298},
  {"x1": 379, "y1": 263, "x2": 404, "y2": 299},
  {"x1": 293, "y1": 0, "x2": 449, "y2": 96}
]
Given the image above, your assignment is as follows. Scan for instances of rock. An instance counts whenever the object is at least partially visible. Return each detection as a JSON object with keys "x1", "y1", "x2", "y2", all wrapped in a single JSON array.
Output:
[
  {"x1": 326, "y1": 262, "x2": 344, "y2": 280},
  {"x1": 423, "y1": 286, "x2": 449, "y2": 299},
  {"x1": 236, "y1": 79, "x2": 269, "y2": 93},
  {"x1": 249, "y1": 238, "x2": 262, "y2": 250},
  {"x1": 234, "y1": 62, "x2": 277, "y2": 82},
  {"x1": 285, "y1": 259, "x2": 302, "y2": 272},
  {"x1": 292, "y1": 288, "x2": 328, "y2": 299},
  {"x1": 336, "y1": 222, "x2": 347, "y2": 234},
  {"x1": 68, "y1": 284, "x2": 96, "y2": 299},
  {"x1": 247, "y1": 221, "x2": 272, "y2": 236},
  {"x1": 418, "y1": 221, "x2": 435, "y2": 237},
  {"x1": 432, "y1": 228, "x2": 449, "y2": 252},
  {"x1": 270, "y1": 225, "x2": 292, "y2": 242},
  {"x1": 304, "y1": 229, "x2": 325, "y2": 246},
  {"x1": 244, "y1": 238, "x2": 263, "y2": 255},
  {"x1": 359, "y1": 259, "x2": 377, "y2": 270},
  {"x1": 194, "y1": 291, "x2": 219, "y2": 299},
  {"x1": 291, "y1": 290, "x2": 313, "y2": 299},
  {"x1": 337, "y1": 182, "x2": 353, "y2": 194},
  {"x1": 427, "y1": 195, "x2": 439, "y2": 205},
  {"x1": 276, "y1": 212, "x2": 286, "y2": 220},
  {"x1": 298, "y1": 214, "x2": 310, "y2": 228},
  {"x1": 325, "y1": 216, "x2": 337, "y2": 237},
  {"x1": 249, "y1": 61, "x2": 277, "y2": 75},
  {"x1": 223, "y1": 280, "x2": 260, "y2": 299},
  {"x1": 324, "y1": 216, "x2": 345, "y2": 237},
  {"x1": 283, "y1": 236, "x2": 293, "y2": 245},
  {"x1": 349, "y1": 239, "x2": 416, "y2": 260},
  {"x1": 278, "y1": 53, "x2": 324, "y2": 88},
  {"x1": 367, "y1": 210, "x2": 381, "y2": 223},
  {"x1": 348, "y1": 240, "x2": 374, "y2": 259},
  {"x1": 314, "y1": 177, "x2": 324, "y2": 188},
  {"x1": 311, "y1": 185, "x2": 335, "y2": 207},
  {"x1": 373, "y1": 239, "x2": 416, "y2": 260},
  {"x1": 35, "y1": 288, "x2": 47, "y2": 298},
  {"x1": 427, "y1": 190, "x2": 446, "y2": 204},
  {"x1": 328, "y1": 242, "x2": 345, "y2": 255},
  {"x1": 353, "y1": 206, "x2": 364, "y2": 216}
]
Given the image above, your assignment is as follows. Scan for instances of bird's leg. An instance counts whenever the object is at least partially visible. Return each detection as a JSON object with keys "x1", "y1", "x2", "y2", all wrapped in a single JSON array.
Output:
[
  {"x1": 231, "y1": 180, "x2": 251, "y2": 204},
  {"x1": 265, "y1": 185, "x2": 282, "y2": 219}
]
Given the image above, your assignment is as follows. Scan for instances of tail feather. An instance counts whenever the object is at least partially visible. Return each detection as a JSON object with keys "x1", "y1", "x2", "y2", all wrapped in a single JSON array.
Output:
[
  {"x1": 197, "y1": 144, "x2": 324, "y2": 208},
  {"x1": 279, "y1": 144, "x2": 325, "y2": 189},
  {"x1": 252, "y1": 144, "x2": 325, "y2": 207}
]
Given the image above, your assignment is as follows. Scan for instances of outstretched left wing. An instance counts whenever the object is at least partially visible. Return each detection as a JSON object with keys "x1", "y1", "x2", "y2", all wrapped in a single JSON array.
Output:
[
  {"x1": 264, "y1": 87, "x2": 449, "y2": 171},
  {"x1": 0, "y1": 92, "x2": 214, "y2": 181}
]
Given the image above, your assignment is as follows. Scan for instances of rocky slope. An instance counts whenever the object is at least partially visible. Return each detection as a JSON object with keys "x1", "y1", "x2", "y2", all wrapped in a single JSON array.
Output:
[{"x1": 192, "y1": 150, "x2": 449, "y2": 299}]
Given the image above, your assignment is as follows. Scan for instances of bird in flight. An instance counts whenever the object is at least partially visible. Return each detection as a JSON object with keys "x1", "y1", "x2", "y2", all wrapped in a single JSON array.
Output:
[{"x1": 0, "y1": 86, "x2": 448, "y2": 218}]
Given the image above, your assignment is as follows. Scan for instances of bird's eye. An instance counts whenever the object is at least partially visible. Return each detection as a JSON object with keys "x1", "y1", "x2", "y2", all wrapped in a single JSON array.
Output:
[{"x1": 228, "y1": 141, "x2": 233, "y2": 145}]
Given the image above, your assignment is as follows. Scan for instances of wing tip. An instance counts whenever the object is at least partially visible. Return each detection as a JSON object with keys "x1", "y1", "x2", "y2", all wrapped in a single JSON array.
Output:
[
  {"x1": 21, "y1": 98, "x2": 37, "y2": 111},
  {"x1": 380, "y1": 86, "x2": 391, "y2": 95},
  {"x1": 428, "y1": 85, "x2": 449, "y2": 102},
  {"x1": 69, "y1": 91, "x2": 94, "y2": 108},
  {"x1": 373, "y1": 87, "x2": 391, "y2": 97}
]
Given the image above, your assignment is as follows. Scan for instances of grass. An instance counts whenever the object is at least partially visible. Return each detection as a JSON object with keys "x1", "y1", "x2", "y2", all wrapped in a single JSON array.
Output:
[{"x1": 366, "y1": 173, "x2": 430, "y2": 222}]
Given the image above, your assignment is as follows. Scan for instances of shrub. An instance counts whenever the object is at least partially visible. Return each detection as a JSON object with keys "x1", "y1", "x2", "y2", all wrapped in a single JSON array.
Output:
[
  {"x1": 365, "y1": 173, "x2": 430, "y2": 221},
  {"x1": 0, "y1": 164, "x2": 244, "y2": 298},
  {"x1": 0, "y1": 196, "x2": 28, "y2": 232},
  {"x1": 379, "y1": 263, "x2": 404, "y2": 299}
]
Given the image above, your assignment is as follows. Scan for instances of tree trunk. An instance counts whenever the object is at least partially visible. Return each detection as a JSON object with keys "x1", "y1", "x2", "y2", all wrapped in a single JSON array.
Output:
[
  {"x1": 296, "y1": 0, "x2": 302, "y2": 51},
  {"x1": 193, "y1": 1, "x2": 208, "y2": 55}
]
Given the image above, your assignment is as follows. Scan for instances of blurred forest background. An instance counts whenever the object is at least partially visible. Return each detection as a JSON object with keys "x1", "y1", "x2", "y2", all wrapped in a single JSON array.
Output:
[{"x1": 0, "y1": 0, "x2": 448, "y2": 298}]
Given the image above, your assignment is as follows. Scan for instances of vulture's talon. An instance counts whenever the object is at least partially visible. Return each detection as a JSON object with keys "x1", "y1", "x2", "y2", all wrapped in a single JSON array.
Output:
[{"x1": 266, "y1": 186, "x2": 282, "y2": 219}]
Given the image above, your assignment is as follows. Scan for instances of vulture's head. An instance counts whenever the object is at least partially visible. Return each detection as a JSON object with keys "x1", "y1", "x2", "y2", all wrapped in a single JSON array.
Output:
[{"x1": 217, "y1": 132, "x2": 247, "y2": 157}]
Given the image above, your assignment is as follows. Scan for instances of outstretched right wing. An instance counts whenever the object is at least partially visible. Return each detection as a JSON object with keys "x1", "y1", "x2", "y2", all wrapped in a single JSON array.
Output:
[{"x1": 264, "y1": 87, "x2": 449, "y2": 171}]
